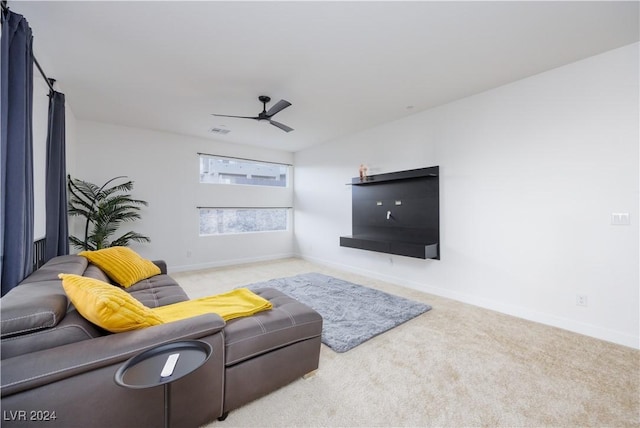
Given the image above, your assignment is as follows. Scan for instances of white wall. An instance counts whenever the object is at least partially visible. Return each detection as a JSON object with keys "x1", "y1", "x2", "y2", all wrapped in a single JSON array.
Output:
[
  {"x1": 74, "y1": 121, "x2": 294, "y2": 271},
  {"x1": 294, "y1": 43, "x2": 640, "y2": 349}
]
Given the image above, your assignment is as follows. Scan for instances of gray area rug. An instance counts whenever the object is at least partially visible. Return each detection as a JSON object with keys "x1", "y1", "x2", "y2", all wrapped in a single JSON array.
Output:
[{"x1": 245, "y1": 273, "x2": 431, "y2": 353}]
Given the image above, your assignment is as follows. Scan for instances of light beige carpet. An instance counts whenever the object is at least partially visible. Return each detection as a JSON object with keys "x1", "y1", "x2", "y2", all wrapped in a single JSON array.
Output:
[{"x1": 172, "y1": 258, "x2": 640, "y2": 428}]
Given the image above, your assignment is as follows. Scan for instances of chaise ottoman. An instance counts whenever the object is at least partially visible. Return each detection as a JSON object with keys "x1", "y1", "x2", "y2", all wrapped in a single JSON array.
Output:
[{"x1": 220, "y1": 287, "x2": 323, "y2": 416}]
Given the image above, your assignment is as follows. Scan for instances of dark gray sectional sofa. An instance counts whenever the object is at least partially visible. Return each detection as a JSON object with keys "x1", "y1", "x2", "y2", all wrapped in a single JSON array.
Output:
[{"x1": 0, "y1": 255, "x2": 323, "y2": 427}]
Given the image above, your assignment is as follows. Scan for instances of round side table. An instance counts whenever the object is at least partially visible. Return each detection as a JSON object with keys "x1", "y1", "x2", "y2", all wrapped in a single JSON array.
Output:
[{"x1": 115, "y1": 340, "x2": 212, "y2": 428}]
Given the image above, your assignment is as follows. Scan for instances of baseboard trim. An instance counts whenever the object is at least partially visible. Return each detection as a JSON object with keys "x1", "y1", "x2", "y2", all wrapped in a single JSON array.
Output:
[
  {"x1": 297, "y1": 253, "x2": 639, "y2": 350},
  {"x1": 169, "y1": 253, "x2": 296, "y2": 273}
]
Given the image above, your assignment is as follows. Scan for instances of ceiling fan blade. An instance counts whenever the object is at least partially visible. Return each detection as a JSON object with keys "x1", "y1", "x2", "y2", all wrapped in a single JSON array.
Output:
[
  {"x1": 269, "y1": 120, "x2": 294, "y2": 133},
  {"x1": 211, "y1": 114, "x2": 259, "y2": 120},
  {"x1": 265, "y1": 99, "x2": 291, "y2": 117}
]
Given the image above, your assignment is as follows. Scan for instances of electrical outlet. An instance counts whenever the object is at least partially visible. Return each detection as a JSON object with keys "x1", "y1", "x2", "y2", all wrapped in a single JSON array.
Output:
[{"x1": 576, "y1": 294, "x2": 588, "y2": 307}]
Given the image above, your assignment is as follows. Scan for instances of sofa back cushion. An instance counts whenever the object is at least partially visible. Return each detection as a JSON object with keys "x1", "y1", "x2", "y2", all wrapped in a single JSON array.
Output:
[
  {"x1": 126, "y1": 274, "x2": 190, "y2": 308},
  {"x1": 18, "y1": 255, "x2": 88, "y2": 286},
  {"x1": 1, "y1": 309, "x2": 104, "y2": 359},
  {"x1": 1, "y1": 255, "x2": 88, "y2": 339},
  {"x1": 0, "y1": 284, "x2": 68, "y2": 339},
  {"x1": 83, "y1": 263, "x2": 114, "y2": 284}
]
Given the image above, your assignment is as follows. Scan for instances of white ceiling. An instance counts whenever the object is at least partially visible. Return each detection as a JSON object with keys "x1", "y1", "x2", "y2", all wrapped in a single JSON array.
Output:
[{"x1": 10, "y1": 1, "x2": 640, "y2": 152}]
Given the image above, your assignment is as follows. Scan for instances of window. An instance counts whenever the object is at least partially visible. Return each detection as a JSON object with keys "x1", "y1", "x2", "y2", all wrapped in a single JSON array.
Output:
[
  {"x1": 198, "y1": 154, "x2": 292, "y2": 236},
  {"x1": 199, "y1": 208, "x2": 289, "y2": 236},
  {"x1": 199, "y1": 154, "x2": 289, "y2": 187}
]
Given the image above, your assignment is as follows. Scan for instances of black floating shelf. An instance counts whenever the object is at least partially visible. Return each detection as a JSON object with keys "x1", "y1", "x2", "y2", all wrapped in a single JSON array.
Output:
[
  {"x1": 340, "y1": 236, "x2": 438, "y2": 259},
  {"x1": 348, "y1": 166, "x2": 439, "y2": 185}
]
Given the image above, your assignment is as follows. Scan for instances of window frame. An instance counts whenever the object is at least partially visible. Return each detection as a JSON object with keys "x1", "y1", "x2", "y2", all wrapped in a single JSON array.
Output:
[
  {"x1": 198, "y1": 207, "x2": 292, "y2": 236},
  {"x1": 198, "y1": 153, "x2": 291, "y2": 188}
]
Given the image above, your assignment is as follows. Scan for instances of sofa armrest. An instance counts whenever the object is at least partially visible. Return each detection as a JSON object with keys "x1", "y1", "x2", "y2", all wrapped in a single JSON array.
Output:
[
  {"x1": 1, "y1": 313, "x2": 225, "y2": 397},
  {"x1": 152, "y1": 260, "x2": 167, "y2": 274}
]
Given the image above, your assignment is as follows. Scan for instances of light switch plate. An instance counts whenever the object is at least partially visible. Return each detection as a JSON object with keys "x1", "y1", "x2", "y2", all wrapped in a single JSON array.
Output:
[{"x1": 611, "y1": 213, "x2": 630, "y2": 225}]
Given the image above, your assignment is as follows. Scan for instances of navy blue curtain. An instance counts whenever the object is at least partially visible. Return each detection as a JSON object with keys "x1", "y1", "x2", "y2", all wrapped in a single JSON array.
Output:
[
  {"x1": 44, "y1": 90, "x2": 68, "y2": 262},
  {"x1": 1, "y1": 10, "x2": 34, "y2": 296}
]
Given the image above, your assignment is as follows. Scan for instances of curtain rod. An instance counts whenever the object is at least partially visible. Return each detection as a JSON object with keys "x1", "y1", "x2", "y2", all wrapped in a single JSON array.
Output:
[{"x1": 1, "y1": 1, "x2": 56, "y2": 94}]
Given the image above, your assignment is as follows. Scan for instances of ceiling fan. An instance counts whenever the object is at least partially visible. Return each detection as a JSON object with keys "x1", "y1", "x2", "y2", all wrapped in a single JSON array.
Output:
[{"x1": 211, "y1": 95, "x2": 294, "y2": 133}]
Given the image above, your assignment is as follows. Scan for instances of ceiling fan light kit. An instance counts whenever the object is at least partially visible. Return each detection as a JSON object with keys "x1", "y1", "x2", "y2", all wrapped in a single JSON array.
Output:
[{"x1": 212, "y1": 95, "x2": 294, "y2": 133}]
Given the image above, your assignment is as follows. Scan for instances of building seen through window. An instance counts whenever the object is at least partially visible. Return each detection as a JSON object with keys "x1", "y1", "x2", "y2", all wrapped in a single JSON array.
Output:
[{"x1": 199, "y1": 154, "x2": 289, "y2": 187}]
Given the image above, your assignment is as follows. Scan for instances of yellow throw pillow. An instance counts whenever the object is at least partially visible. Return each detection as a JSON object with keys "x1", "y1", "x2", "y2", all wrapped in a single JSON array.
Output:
[
  {"x1": 79, "y1": 247, "x2": 161, "y2": 288},
  {"x1": 59, "y1": 274, "x2": 163, "y2": 333}
]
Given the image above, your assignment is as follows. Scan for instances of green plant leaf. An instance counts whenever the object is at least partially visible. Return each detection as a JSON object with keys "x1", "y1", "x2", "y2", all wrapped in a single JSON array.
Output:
[{"x1": 67, "y1": 175, "x2": 151, "y2": 250}]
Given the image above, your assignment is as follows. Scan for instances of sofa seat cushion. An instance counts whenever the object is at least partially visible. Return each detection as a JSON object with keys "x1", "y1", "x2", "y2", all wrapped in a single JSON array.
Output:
[
  {"x1": 223, "y1": 288, "x2": 323, "y2": 366},
  {"x1": 127, "y1": 274, "x2": 190, "y2": 308}
]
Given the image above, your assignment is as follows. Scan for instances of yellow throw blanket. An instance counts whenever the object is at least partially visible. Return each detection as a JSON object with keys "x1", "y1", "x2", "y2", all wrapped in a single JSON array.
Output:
[{"x1": 152, "y1": 288, "x2": 273, "y2": 322}]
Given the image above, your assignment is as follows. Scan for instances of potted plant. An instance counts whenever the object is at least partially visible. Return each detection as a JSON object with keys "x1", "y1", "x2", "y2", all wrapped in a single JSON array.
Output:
[{"x1": 67, "y1": 175, "x2": 151, "y2": 251}]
